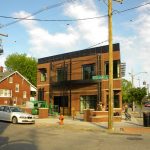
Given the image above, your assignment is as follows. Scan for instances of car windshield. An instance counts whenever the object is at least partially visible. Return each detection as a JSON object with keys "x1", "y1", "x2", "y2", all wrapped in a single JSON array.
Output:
[{"x1": 10, "y1": 107, "x2": 23, "y2": 112}]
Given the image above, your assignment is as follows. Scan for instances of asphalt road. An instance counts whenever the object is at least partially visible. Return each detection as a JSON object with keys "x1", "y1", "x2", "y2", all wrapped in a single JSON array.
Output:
[{"x1": 0, "y1": 121, "x2": 150, "y2": 150}]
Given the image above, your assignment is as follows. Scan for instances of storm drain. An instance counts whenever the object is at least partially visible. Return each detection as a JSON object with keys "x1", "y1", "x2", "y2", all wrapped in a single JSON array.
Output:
[{"x1": 126, "y1": 137, "x2": 143, "y2": 140}]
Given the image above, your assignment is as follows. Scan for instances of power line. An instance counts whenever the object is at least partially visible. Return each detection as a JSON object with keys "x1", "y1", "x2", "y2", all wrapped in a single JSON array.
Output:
[
  {"x1": 0, "y1": 1, "x2": 149, "y2": 25},
  {"x1": 86, "y1": 40, "x2": 108, "y2": 49},
  {"x1": 0, "y1": 0, "x2": 77, "y2": 28},
  {"x1": 0, "y1": 14, "x2": 108, "y2": 22}
]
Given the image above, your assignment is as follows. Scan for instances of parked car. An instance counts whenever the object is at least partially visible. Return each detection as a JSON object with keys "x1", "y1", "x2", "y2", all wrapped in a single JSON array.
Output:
[
  {"x1": 144, "y1": 102, "x2": 150, "y2": 107},
  {"x1": 0, "y1": 105, "x2": 35, "y2": 124}
]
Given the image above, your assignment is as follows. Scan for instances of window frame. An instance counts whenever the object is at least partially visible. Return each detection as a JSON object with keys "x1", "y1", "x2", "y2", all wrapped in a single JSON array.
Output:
[
  {"x1": 0, "y1": 89, "x2": 12, "y2": 97},
  {"x1": 15, "y1": 84, "x2": 19, "y2": 92},
  {"x1": 23, "y1": 91, "x2": 27, "y2": 99},
  {"x1": 40, "y1": 68, "x2": 47, "y2": 82},
  {"x1": 57, "y1": 66, "x2": 68, "y2": 82},
  {"x1": 82, "y1": 63, "x2": 96, "y2": 80},
  {"x1": 9, "y1": 77, "x2": 13, "y2": 83}
]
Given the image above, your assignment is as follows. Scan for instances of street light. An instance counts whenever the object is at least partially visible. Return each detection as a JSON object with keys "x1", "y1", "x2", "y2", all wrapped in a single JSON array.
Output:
[
  {"x1": 129, "y1": 71, "x2": 147, "y2": 111},
  {"x1": 129, "y1": 72, "x2": 147, "y2": 87}
]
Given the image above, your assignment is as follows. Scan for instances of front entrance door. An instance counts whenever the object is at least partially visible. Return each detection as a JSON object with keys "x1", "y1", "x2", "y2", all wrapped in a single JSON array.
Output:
[{"x1": 54, "y1": 96, "x2": 68, "y2": 115}]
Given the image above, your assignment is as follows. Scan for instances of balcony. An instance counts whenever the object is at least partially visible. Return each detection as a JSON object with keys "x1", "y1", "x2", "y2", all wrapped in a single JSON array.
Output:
[{"x1": 51, "y1": 79, "x2": 99, "y2": 88}]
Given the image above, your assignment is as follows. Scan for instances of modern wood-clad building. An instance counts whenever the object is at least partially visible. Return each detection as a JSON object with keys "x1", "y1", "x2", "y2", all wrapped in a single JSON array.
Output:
[{"x1": 37, "y1": 43, "x2": 122, "y2": 115}]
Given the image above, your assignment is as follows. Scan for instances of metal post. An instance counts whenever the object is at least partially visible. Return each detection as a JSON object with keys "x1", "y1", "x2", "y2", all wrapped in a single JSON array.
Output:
[
  {"x1": 97, "y1": 54, "x2": 101, "y2": 106},
  {"x1": 108, "y1": 0, "x2": 114, "y2": 130}
]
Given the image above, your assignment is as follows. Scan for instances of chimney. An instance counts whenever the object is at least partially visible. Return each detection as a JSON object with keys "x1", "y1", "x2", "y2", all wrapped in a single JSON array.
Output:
[{"x1": 0, "y1": 66, "x2": 4, "y2": 72}]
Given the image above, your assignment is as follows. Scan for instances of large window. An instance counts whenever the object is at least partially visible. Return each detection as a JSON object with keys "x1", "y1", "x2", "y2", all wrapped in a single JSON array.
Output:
[
  {"x1": 82, "y1": 64, "x2": 96, "y2": 80},
  {"x1": 80, "y1": 95, "x2": 97, "y2": 113},
  {"x1": 57, "y1": 67, "x2": 68, "y2": 81},
  {"x1": 0, "y1": 89, "x2": 12, "y2": 97},
  {"x1": 40, "y1": 68, "x2": 47, "y2": 82},
  {"x1": 104, "y1": 60, "x2": 120, "y2": 78}
]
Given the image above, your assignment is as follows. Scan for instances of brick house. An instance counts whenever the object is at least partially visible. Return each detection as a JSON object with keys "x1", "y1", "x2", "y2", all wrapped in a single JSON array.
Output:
[
  {"x1": 37, "y1": 43, "x2": 122, "y2": 115},
  {"x1": 0, "y1": 67, "x2": 37, "y2": 105}
]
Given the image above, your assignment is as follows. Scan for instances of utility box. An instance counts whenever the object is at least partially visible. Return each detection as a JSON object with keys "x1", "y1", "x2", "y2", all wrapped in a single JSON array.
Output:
[{"x1": 143, "y1": 112, "x2": 150, "y2": 127}]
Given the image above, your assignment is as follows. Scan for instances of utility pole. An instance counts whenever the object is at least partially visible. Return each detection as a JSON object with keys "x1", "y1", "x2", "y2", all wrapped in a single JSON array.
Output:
[
  {"x1": 108, "y1": 0, "x2": 113, "y2": 130},
  {"x1": 108, "y1": 0, "x2": 123, "y2": 130}
]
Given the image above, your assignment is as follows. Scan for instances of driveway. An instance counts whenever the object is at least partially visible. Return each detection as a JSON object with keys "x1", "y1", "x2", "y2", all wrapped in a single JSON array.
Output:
[{"x1": 0, "y1": 117, "x2": 150, "y2": 150}]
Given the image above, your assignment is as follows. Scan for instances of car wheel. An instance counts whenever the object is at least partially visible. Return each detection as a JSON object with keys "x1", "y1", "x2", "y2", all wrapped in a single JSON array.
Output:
[{"x1": 12, "y1": 116, "x2": 18, "y2": 124}]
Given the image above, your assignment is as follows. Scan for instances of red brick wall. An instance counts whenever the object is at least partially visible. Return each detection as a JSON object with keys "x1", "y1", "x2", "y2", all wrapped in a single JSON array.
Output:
[
  {"x1": 37, "y1": 50, "x2": 122, "y2": 114},
  {"x1": 0, "y1": 72, "x2": 31, "y2": 105}
]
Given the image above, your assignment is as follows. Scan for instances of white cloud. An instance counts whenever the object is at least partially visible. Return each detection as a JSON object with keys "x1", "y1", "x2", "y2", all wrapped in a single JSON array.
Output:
[
  {"x1": 65, "y1": 1, "x2": 108, "y2": 44},
  {"x1": 11, "y1": 0, "x2": 150, "y2": 86},
  {"x1": 116, "y1": 1, "x2": 150, "y2": 86},
  {"x1": 13, "y1": 1, "x2": 108, "y2": 58}
]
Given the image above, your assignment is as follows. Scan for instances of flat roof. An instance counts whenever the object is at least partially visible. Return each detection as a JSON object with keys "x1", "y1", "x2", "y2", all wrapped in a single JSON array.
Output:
[{"x1": 38, "y1": 43, "x2": 120, "y2": 64}]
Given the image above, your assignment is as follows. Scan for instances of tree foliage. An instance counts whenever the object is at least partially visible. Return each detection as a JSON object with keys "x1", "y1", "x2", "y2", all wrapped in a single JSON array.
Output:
[
  {"x1": 122, "y1": 79, "x2": 147, "y2": 106},
  {"x1": 128, "y1": 87, "x2": 147, "y2": 106},
  {"x1": 122, "y1": 79, "x2": 132, "y2": 103},
  {"x1": 5, "y1": 53, "x2": 37, "y2": 86}
]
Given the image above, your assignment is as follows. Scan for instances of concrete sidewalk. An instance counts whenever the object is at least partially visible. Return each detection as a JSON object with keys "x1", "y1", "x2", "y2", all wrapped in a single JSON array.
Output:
[{"x1": 34, "y1": 114, "x2": 150, "y2": 135}]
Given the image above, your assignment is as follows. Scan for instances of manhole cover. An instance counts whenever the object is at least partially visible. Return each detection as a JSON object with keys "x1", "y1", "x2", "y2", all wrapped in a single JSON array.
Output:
[{"x1": 126, "y1": 137, "x2": 143, "y2": 140}]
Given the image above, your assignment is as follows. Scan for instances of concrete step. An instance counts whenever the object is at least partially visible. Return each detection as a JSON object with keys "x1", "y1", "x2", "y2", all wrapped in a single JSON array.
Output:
[{"x1": 90, "y1": 116, "x2": 122, "y2": 122}]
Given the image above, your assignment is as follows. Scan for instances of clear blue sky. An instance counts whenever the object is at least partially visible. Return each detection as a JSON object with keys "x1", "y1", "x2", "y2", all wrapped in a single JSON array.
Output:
[{"x1": 0, "y1": 0, "x2": 150, "y2": 88}]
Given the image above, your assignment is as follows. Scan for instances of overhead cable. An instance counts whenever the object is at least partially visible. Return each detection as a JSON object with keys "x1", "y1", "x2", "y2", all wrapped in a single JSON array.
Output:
[
  {"x1": 0, "y1": 0, "x2": 77, "y2": 28},
  {"x1": 0, "y1": 1, "x2": 149, "y2": 25}
]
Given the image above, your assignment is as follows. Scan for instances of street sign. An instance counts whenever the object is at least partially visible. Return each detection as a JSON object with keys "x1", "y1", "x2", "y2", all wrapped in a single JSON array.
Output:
[{"x1": 92, "y1": 75, "x2": 109, "y2": 80}]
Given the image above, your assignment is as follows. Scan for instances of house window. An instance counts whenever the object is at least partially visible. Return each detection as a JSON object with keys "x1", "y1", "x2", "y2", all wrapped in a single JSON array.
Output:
[
  {"x1": 80, "y1": 95, "x2": 97, "y2": 113},
  {"x1": 57, "y1": 67, "x2": 68, "y2": 81},
  {"x1": 23, "y1": 91, "x2": 27, "y2": 98},
  {"x1": 40, "y1": 68, "x2": 47, "y2": 82},
  {"x1": 9, "y1": 77, "x2": 13, "y2": 83},
  {"x1": 82, "y1": 64, "x2": 96, "y2": 80},
  {"x1": 104, "y1": 60, "x2": 120, "y2": 78},
  {"x1": 15, "y1": 84, "x2": 19, "y2": 92},
  {"x1": 0, "y1": 89, "x2": 12, "y2": 97}
]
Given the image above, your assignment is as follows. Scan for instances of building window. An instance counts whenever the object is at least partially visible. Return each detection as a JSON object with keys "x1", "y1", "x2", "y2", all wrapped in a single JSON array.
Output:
[
  {"x1": 106, "y1": 91, "x2": 120, "y2": 108},
  {"x1": 82, "y1": 64, "x2": 96, "y2": 80},
  {"x1": 0, "y1": 89, "x2": 12, "y2": 97},
  {"x1": 40, "y1": 68, "x2": 47, "y2": 82},
  {"x1": 23, "y1": 91, "x2": 27, "y2": 98},
  {"x1": 114, "y1": 91, "x2": 120, "y2": 108},
  {"x1": 9, "y1": 77, "x2": 13, "y2": 83},
  {"x1": 80, "y1": 95, "x2": 97, "y2": 113},
  {"x1": 104, "y1": 60, "x2": 120, "y2": 78},
  {"x1": 38, "y1": 88, "x2": 44, "y2": 101},
  {"x1": 15, "y1": 84, "x2": 19, "y2": 92},
  {"x1": 113, "y1": 60, "x2": 120, "y2": 78},
  {"x1": 57, "y1": 67, "x2": 68, "y2": 81}
]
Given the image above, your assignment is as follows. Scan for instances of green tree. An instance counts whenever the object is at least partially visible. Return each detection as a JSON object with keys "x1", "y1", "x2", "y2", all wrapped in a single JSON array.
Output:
[
  {"x1": 122, "y1": 79, "x2": 132, "y2": 103},
  {"x1": 128, "y1": 87, "x2": 147, "y2": 105},
  {"x1": 128, "y1": 87, "x2": 147, "y2": 116},
  {"x1": 5, "y1": 53, "x2": 37, "y2": 86}
]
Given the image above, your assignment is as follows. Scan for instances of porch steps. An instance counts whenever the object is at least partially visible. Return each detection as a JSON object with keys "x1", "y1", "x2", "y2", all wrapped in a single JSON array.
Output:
[{"x1": 85, "y1": 110, "x2": 122, "y2": 122}]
